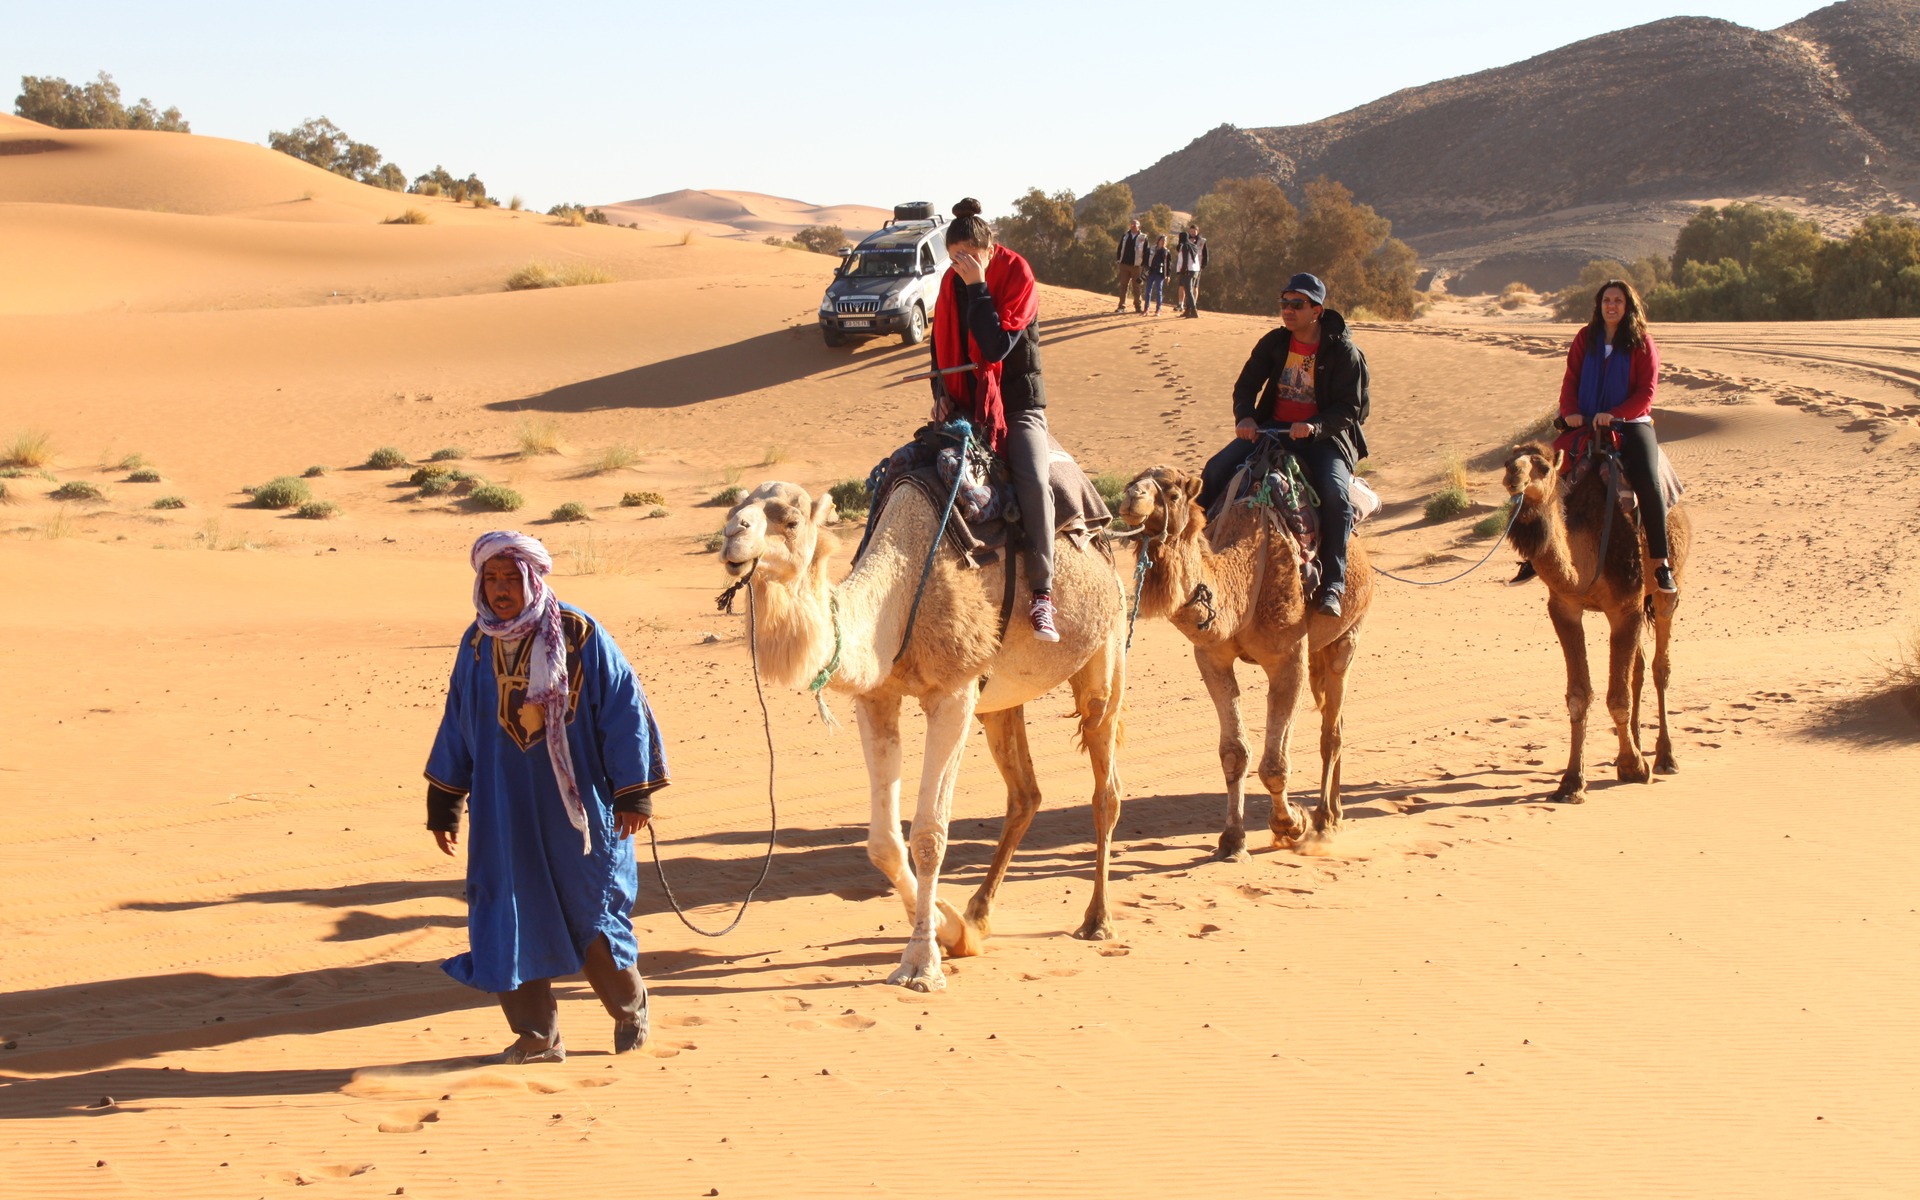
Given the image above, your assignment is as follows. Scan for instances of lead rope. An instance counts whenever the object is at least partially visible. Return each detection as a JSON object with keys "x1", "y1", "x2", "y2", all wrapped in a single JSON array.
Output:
[
  {"x1": 643, "y1": 568, "x2": 779, "y2": 937},
  {"x1": 893, "y1": 423, "x2": 973, "y2": 663},
  {"x1": 1125, "y1": 529, "x2": 1156, "y2": 651},
  {"x1": 1369, "y1": 500, "x2": 1524, "y2": 587}
]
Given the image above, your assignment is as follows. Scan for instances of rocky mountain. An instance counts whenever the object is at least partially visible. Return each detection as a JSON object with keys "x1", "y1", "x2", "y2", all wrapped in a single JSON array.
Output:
[{"x1": 1120, "y1": 0, "x2": 1920, "y2": 292}]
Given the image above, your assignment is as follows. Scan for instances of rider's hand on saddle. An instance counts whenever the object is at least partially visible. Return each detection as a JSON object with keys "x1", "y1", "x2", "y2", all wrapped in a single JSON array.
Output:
[
  {"x1": 1289, "y1": 421, "x2": 1314, "y2": 439},
  {"x1": 1564, "y1": 412, "x2": 1586, "y2": 428},
  {"x1": 1235, "y1": 418, "x2": 1258, "y2": 441},
  {"x1": 1594, "y1": 411, "x2": 1613, "y2": 427}
]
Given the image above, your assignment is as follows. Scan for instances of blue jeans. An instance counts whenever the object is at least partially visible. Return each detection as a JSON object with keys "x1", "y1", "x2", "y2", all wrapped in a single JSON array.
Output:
[
  {"x1": 1144, "y1": 274, "x2": 1165, "y2": 311},
  {"x1": 1198, "y1": 431, "x2": 1354, "y2": 598}
]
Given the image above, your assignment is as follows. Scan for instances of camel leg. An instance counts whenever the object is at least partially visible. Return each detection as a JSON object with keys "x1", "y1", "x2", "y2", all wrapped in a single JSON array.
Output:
[
  {"x1": 1607, "y1": 606, "x2": 1652, "y2": 784},
  {"x1": 1547, "y1": 595, "x2": 1592, "y2": 804},
  {"x1": 889, "y1": 687, "x2": 978, "y2": 993},
  {"x1": 1195, "y1": 643, "x2": 1252, "y2": 862},
  {"x1": 1258, "y1": 640, "x2": 1312, "y2": 852},
  {"x1": 1303, "y1": 629, "x2": 1359, "y2": 847},
  {"x1": 1067, "y1": 642, "x2": 1125, "y2": 941},
  {"x1": 857, "y1": 693, "x2": 963, "y2": 959},
  {"x1": 958, "y1": 707, "x2": 1042, "y2": 958},
  {"x1": 1651, "y1": 592, "x2": 1679, "y2": 774}
]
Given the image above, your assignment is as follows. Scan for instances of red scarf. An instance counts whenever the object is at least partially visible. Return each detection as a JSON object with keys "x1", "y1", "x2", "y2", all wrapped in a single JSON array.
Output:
[{"x1": 932, "y1": 246, "x2": 1038, "y2": 453}]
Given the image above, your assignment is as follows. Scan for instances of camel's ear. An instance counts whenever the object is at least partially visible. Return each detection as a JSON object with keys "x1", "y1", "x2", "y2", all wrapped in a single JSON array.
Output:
[
  {"x1": 1550, "y1": 449, "x2": 1565, "y2": 475},
  {"x1": 810, "y1": 493, "x2": 837, "y2": 527},
  {"x1": 1180, "y1": 475, "x2": 1203, "y2": 502}
]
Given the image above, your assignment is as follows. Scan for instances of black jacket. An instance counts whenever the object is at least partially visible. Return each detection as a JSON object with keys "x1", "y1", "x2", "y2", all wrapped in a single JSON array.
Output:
[
  {"x1": 1230, "y1": 308, "x2": 1369, "y2": 466},
  {"x1": 930, "y1": 275, "x2": 1046, "y2": 412},
  {"x1": 1143, "y1": 246, "x2": 1170, "y2": 277},
  {"x1": 1115, "y1": 229, "x2": 1149, "y2": 266}
]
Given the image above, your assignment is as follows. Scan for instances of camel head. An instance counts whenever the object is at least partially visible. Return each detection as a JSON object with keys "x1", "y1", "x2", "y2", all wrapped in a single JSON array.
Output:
[
  {"x1": 720, "y1": 482, "x2": 838, "y2": 587},
  {"x1": 1118, "y1": 466, "x2": 1204, "y2": 542},
  {"x1": 1502, "y1": 442, "x2": 1563, "y2": 507}
]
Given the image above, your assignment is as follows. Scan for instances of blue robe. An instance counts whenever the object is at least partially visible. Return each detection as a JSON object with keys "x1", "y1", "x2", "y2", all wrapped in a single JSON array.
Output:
[{"x1": 425, "y1": 603, "x2": 669, "y2": 994}]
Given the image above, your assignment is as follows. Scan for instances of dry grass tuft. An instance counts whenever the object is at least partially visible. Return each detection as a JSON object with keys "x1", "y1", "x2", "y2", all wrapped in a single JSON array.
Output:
[
  {"x1": 468, "y1": 484, "x2": 523, "y2": 512},
  {"x1": 550, "y1": 501, "x2": 590, "y2": 523},
  {"x1": 51, "y1": 480, "x2": 103, "y2": 502},
  {"x1": 152, "y1": 495, "x2": 187, "y2": 509},
  {"x1": 590, "y1": 444, "x2": 639, "y2": 474},
  {"x1": 365, "y1": 446, "x2": 409, "y2": 470},
  {"x1": 1883, "y1": 623, "x2": 1920, "y2": 719},
  {"x1": 4, "y1": 429, "x2": 55, "y2": 468},
  {"x1": 710, "y1": 485, "x2": 745, "y2": 507},
  {"x1": 1424, "y1": 486, "x2": 1470, "y2": 522},
  {"x1": 515, "y1": 418, "x2": 563, "y2": 457},
  {"x1": 1471, "y1": 507, "x2": 1513, "y2": 538},
  {"x1": 620, "y1": 490, "x2": 665, "y2": 507},
  {"x1": 1439, "y1": 448, "x2": 1470, "y2": 492},
  {"x1": 383, "y1": 209, "x2": 431, "y2": 225},
  {"x1": 295, "y1": 500, "x2": 341, "y2": 519},
  {"x1": 303, "y1": 464, "x2": 329, "y2": 478},
  {"x1": 40, "y1": 507, "x2": 74, "y2": 539},
  {"x1": 126, "y1": 467, "x2": 162, "y2": 483},
  {"x1": 248, "y1": 476, "x2": 311, "y2": 509},
  {"x1": 679, "y1": 230, "x2": 697, "y2": 246},
  {"x1": 506, "y1": 261, "x2": 613, "y2": 290},
  {"x1": 114, "y1": 452, "x2": 148, "y2": 471},
  {"x1": 761, "y1": 444, "x2": 788, "y2": 466},
  {"x1": 829, "y1": 478, "x2": 871, "y2": 520},
  {"x1": 428, "y1": 446, "x2": 466, "y2": 462}
]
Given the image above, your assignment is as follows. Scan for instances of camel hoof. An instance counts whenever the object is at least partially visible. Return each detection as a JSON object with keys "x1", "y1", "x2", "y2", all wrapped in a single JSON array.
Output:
[
  {"x1": 944, "y1": 920, "x2": 987, "y2": 960},
  {"x1": 1617, "y1": 760, "x2": 1652, "y2": 784},
  {"x1": 1655, "y1": 755, "x2": 1679, "y2": 775},
  {"x1": 1552, "y1": 789, "x2": 1587, "y2": 805},
  {"x1": 1211, "y1": 843, "x2": 1252, "y2": 864},
  {"x1": 887, "y1": 963, "x2": 947, "y2": 992},
  {"x1": 1073, "y1": 917, "x2": 1115, "y2": 942}
]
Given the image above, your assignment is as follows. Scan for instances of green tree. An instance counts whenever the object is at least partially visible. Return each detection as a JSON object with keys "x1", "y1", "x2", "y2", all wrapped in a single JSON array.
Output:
[
  {"x1": 794, "y1": 225, "x2": 849, "y2": 254},
  {"x1": 268, "y1": 116, "x2": 405, "y2": 189},
  {"x1": 15, "y1": 71, "x2": 188, "y2": 132},
  {"x1": 1294, "y1": 178, "x2": 1420, "y2": 319},
  {"x1": 1142, "y1": 203, "x2": 1175, "y2": 240},
  {"x1": 1815, "y1": 215, "x2": 1920, "y2": 318},
  {"x1": 995, "y1": 188, "x2": 1080, "y2": 282},
  {"x1": 1192, "y1": 176, "x2": 1299, "y2": 315}
]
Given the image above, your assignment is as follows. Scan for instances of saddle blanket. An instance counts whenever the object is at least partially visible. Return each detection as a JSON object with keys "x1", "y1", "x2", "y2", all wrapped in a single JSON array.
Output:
[{"x1": 865, "y1": 434, "x2": 1111, "y2": 569}]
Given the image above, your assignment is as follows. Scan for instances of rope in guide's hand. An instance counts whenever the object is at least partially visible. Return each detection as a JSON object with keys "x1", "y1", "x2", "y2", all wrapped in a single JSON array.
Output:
[
  {"x1": 1369, "y1": 499, "x2": 1525, "y2": 587},
  {"x1": 641, "y1": 565, "x2": 779, "y2": 938}
]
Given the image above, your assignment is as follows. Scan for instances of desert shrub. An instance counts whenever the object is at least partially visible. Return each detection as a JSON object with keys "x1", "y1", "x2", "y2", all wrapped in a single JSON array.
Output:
[
  {"x1": 547, "y1": 203, "x2": 609, "y2": 226},
  {"x1": 1471, "y1": 508, "x2": 1513, "y2": 538},
  {"x1": 416, "y1": 474, "x2": 455, "y2": 497},
  {"x1": 550, "y1": 501, "x2": 590, "y2": 522},
  {"x1": 557, "y1": 208, "x2": 587, "y2": 228},
  {"x1": 151, "y1": 495, "x2": 187, "y2": 509},
  {"x1": 794, "y1": 226, "x2": 849, "y2": 255},
  {"x1": 365, "y1": 446, "x2": 409, "y2": 469},
  {"x1": 761, "y1": 445, "x2": 787, "y2": 466},
  {"x1": 409, "y1": 166, "x2": 486, "y2": 201},
  {"x1": 471, "y1": 194, "x2": 495, "y2": 209},
  {"x1": 509, "y1": 195, "x2": 524, "y2": 211},
  {"x1": 126, "y1": 467, "x2": 162, "y2": 483},
  {"x1": 711, "y1": 485, "x2": 745, "y2": 507},
  {"x1": 763, "y1": 235, "x2": 804, "y2": 251},
  {"x1": 414, "y1": 180, "x2": 442, "y2": 197},
  {"x1": 703, "y1": 529, "x2": 725, "y2": 552},
  {"x1": 50, "y1": 480, "x2": 103, "y2": 501},
  {"x1": 295, "y1": 500, "x2": 340, "y2": 519},
  {"x1": 828, "y1": 478, "x2": 870, "y2": 517},
  {"x1": 383, "y1": 208, "x2": 430, "y2": 225},
  {"x1": 591, "y1": 444, "x2": 639, "y2": 473},
  {"x1": 1091, "y1": 471, "x2": 1130, "y2": 514},
  {"x1": 428, "y1": 446, "x2": 466, "y2": 462},
  {"x1": 1439, "y1": 449, "x2": 1469, "y2": 491},
  {"x1": 113, "y1": 451, "x2": 147, "y2": 470},
  {"x1": 303, "y1": 464, "x2": 329, "y2": 478},
  {"x1": 0, "y1": 467, "x2": 24, "y2": 478},
  {"x1": 16, "y1": 71, "x2": 188, "y2": 132},
  {"x1": 0, "y1": 481, "x2": 9, "y2": 503},
  {"x1": 515, "y1": 418, "x2": 562, "y2": 456},
  {"x1": 1884, "y1": 623, "x2": 1920, "y2": 719},
  {"x1": 647, "y1": 505, "x2": 669, "y2": 519},
  {"x1": 268, "y1": 116, "x2": 403, "y2": 188},
  {"x1": 679, "y1": 230, "x2": 696, "y2": 246},
  {"x1": 408, "y1": 464, "x2": 453, "y2": 486},
  {"x1": 506, "y1": 261, "x2": 614, "y2": 290},
  {"x1": 1424, "y1": 486, "x2": 1470, "y2": 522},
  {"x1": 620, "y1": 490, "x2": 665, "y2": 507},
  {"x1": 469, "y1": 484, "x2": 523, "y2": 512},
  {"x1": 3, "y1": 429, "x2": 55, "y2": 468},
  {"x1": 1497, "y1": 281, "x2": 1536, "y2": 310},
  {"x1": 248, "y1": 476, "x2": 311, "y2": 509}
]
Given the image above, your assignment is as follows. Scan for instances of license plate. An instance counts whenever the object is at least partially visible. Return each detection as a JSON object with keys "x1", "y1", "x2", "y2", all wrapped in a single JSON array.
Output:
[{"x1": 841, "y1": 319, "x2": 872, "y2": 329}]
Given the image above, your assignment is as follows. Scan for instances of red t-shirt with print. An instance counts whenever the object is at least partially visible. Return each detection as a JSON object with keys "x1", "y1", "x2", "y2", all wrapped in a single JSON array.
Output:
[{"x1": 1273, "y1": 338, "x2": 1319, "y2": 423}]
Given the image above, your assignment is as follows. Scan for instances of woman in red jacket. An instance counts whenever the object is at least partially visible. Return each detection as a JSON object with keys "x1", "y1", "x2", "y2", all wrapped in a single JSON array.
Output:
[
  {"x1": 929, "y1": 197, "x2": 1060, "y2": 640},
  {"x1": 1545, "y1": 278, "x2": 1677, "y2": 594}
]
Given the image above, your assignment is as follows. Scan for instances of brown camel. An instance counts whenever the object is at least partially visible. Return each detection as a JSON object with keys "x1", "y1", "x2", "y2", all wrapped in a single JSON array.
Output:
[
  {"x1": 1116, "y1": 466, "x2": 1372, "y2": 858},
  {"x1": 1501, "y1": 441, "x2": 1691, "y2": 803},
  {"x1": 720, "y1": 481, "x2": 1126, "y2": 992}
]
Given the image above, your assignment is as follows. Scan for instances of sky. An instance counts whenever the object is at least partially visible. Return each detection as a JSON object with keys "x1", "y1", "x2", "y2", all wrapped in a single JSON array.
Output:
[{"x1": 6, "y1": 0, "x2": 1822, "y2": 216}]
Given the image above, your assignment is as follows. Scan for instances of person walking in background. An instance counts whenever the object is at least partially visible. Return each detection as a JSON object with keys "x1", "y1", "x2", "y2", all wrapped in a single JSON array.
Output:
[
  {"x1": 425, "y1": 531, "x2": 671, "y2": 1064},
  {"x1": 1114, "y1": 217, "x2": 1149, "y2": 314},
  {"x1": 1142, "y1": 234, "x2": 1170, "y2": 316},
  {"x1": 1173, "y1": 224, "x2": 1209, "y2": 317},
  {"x1": 1197, "y1": 273, "x2": 1370, "y2": 617},
  {"x1": 930, "y1": 197, "x2": 1063, "y2": 641}
]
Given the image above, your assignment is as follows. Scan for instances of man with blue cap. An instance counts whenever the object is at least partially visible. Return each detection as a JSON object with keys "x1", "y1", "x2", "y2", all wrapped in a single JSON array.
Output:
[{"x1": 1196, "y1": 272, "x2": 1371, "y2": 617}]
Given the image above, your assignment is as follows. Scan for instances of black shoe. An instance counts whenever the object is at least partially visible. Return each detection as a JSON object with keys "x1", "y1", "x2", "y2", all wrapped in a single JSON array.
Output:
[
  {"x1": 1654, "y1": 564, "x2": 1677, "y2": 594},
  {"x1": 1511, "y1": 560, "x2": 1537, "y2": 584},
  {"x1": 1315, "y1": 589, "x2": 1343, "y2": 619}
]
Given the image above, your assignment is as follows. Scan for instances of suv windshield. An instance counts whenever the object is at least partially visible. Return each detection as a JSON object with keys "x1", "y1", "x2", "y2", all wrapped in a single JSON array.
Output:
[{"x1": 841, "y1": 249, "x2": 919, "y2": 278}]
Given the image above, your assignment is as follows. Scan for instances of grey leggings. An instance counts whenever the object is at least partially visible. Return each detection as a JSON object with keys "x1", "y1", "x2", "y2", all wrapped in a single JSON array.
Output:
[
  {"x1": 1003, "y1": 408, "x2": 1055, "y2": 595},
  {"x1": 496, "y1": 934, "x2": 647, "y2": 1043}
]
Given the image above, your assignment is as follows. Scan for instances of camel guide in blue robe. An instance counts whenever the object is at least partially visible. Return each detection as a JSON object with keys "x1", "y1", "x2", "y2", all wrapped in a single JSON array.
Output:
[{"x1": 424, "y1": 531, "x2": 670, "y2": 1064}]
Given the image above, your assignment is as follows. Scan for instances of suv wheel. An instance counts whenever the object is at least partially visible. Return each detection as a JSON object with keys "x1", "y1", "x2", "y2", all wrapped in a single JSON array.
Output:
[
  {"x1": 901, "y1": 303, "x2": 927, "y2": 345},
  {"x1": 822, "y1": 326, "x2": 849, "y2": 348}
]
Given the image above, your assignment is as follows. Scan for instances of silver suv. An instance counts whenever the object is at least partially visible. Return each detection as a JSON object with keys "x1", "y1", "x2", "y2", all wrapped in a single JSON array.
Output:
[{"x1": 818, "y1": 203, "x2": 948, "y2": 347}]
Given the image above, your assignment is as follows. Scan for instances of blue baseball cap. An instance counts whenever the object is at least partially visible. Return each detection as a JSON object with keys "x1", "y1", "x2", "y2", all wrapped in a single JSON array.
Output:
[{"x1": 1282, "y1": 273, "x2": 1326, "y2": 305}]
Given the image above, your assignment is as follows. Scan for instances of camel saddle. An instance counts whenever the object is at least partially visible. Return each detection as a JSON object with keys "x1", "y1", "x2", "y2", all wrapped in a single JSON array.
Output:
[
  {"x1": 1557, "y1": 429, "x2": 1685, "y2": 513},
  {"x1": 859, "y1": 422, "x2": 1112, "y2": 571}
]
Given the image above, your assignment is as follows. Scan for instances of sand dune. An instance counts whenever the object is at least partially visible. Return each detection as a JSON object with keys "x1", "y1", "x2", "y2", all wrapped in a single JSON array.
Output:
[
  {"x1": 597, "y1": 187, "x2": 890, "y2": 242},
  {"x1": 1, "y1": 127, "x2": 1916, "y2": 1198}
]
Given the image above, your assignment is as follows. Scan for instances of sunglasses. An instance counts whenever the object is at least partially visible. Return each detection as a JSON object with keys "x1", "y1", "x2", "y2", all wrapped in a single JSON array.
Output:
[{"x1": 1279, "y1": 298, "x2": 1317, "y2": 311}]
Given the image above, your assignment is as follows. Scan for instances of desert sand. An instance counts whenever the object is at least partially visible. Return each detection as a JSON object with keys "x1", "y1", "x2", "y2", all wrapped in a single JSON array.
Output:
[{"x1": 2, "y1": 122, "x2": 1917, "y2": 1199}]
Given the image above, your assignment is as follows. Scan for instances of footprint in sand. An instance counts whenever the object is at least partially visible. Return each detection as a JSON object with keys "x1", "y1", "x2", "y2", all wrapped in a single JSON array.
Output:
[{"x1": 376, "y1": 1107, "x2": 441, "y2": 1134}]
